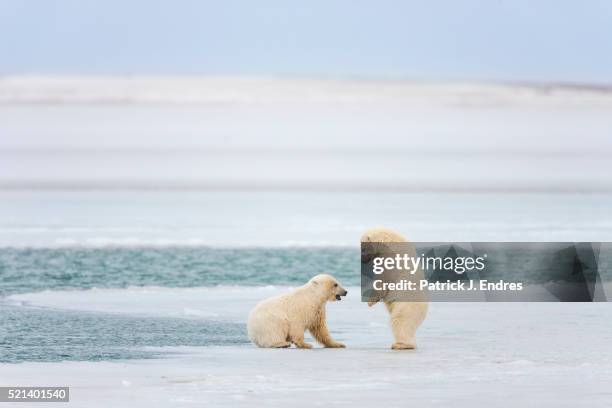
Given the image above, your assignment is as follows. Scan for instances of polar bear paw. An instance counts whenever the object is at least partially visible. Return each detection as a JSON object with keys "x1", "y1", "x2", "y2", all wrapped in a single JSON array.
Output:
[
  {"x1": 391, "y1": 342, "x2": 416, "y2": 350},
  {"x1": 294, "y1": 342, "x2": 313, "y2": 349}
]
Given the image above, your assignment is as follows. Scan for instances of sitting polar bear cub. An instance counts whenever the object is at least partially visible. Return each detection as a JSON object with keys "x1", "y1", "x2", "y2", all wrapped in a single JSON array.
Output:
[{"x1": 248, "y1": 274, "x2": 347, "y2": 348}]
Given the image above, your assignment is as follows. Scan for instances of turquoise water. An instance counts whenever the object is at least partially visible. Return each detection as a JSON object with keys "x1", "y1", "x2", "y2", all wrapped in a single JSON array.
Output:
[
  {"x1": 0, "y1": 247, "x2": 358, "y2": 296},
  {"x1": 0, "y1": 305, "x2": 246, "y2": 363},
  {"x1": 3, "y1": 246, "x2": 610, "y2": 297}
]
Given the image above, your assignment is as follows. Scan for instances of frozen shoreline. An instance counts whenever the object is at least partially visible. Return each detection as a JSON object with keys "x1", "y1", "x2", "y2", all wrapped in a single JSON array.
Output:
[
  {"x1": 5, "y1": 344, "x2": 612, "y2": 408},
  {"x1": 3, "y1": 286, "x2": 612, "y2": 407}
]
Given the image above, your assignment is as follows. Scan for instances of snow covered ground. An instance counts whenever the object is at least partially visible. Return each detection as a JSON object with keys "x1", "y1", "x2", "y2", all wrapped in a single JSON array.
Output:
[{"x1": 3, "y1": 286, "x2": 612, "y2": 407}]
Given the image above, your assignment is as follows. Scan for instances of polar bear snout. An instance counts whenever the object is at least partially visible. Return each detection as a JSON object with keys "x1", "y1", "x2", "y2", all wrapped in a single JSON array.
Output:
[
  {"x1": 334, "y1": 287, "x2": 348, "y2": 301},
  {"x1": 335, "y1": 288, "x2": 348, "y2": 301}
]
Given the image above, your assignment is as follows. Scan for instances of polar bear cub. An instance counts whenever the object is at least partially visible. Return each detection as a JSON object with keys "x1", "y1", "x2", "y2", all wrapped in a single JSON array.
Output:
[
  {"x1": 361, "y1": 227, "x2": 428, "y2": 350},
  {"x1": 248, "y1": 274, "x2": 347, "y2": 348}
]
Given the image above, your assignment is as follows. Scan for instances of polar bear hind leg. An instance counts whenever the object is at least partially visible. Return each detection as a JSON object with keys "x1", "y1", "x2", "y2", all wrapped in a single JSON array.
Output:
[
  {"x1": 289, "y1": 325, "x2": 313, "y2": 349},
  {"x1": 248, "y1": 312, "x2": 292, "y2": 348},
  {"x1": 390, "y1": 313, "x2": 417, "y2": 350}
]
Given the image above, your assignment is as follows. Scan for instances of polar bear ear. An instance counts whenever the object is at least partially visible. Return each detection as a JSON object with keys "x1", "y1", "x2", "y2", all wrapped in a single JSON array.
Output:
[{"x1": 311, "y1": 279, "x2": 320, "y2": 286}]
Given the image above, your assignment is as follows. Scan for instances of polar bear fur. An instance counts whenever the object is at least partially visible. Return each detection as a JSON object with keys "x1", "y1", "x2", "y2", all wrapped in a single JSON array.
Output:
[
  {"x1": 361, "y1": 227, "x2": 428, "y2": 350},
  {"x1": 247, "y1": 274, "x2": 348, "y2": 348}
]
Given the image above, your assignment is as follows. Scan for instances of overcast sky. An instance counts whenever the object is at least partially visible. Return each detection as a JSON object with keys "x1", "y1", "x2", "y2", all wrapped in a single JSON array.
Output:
[{"x1": 1, "y1": 0, "x2": 611, "y2": 82}]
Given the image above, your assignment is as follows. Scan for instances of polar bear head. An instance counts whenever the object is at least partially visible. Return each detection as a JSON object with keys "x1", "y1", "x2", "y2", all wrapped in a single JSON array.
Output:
[
  {"x1": 309, "y1": 274, "x2": 348, "y2": 301},
  {"x1": 360, "y1": 227, "x2": 407, "y2": 244}
]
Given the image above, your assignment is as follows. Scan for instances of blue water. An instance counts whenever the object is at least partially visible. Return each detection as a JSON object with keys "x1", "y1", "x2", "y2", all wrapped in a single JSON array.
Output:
[{"x1": 0, "y1": 247, "x2": 358, "y2": 296}]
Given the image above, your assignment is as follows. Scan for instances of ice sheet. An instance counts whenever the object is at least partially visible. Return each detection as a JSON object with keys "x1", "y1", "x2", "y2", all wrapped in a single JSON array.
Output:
[{"x1": 3, "y1": 286, "x2": 612, "y2": 407}]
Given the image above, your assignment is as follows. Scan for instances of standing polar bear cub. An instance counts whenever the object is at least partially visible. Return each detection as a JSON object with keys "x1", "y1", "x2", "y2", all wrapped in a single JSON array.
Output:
[
  {"x1": 248, "y1": 274, "x2": 347, "y2": 348},
  {"x1": 361, "y1": 227, "x2": 429, "y2": 350}
]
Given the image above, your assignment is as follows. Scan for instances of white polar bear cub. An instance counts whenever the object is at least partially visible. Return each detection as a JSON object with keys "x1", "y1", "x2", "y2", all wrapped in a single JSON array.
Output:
[
  {"x1": 361, "y1": 227, "x2": 428, "y2": 350},
  {"x1": 248, "y1": 274, "x2": 347, "y2": 348}
]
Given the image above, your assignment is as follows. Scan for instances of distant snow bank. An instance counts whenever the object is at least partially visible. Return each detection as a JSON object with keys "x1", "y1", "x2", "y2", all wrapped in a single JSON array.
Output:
[{"x1": 1, "y1": 76, "x2": 612, "y2": 106}]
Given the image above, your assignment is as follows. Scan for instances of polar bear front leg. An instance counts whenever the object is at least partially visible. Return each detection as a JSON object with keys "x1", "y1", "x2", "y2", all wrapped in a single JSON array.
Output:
[
  {"x1": 289, "y1": 325, "x2": 313, "y2": 349},
  {"x1": 309, "y1": 309, "x2": 345, "y2": 348}
]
